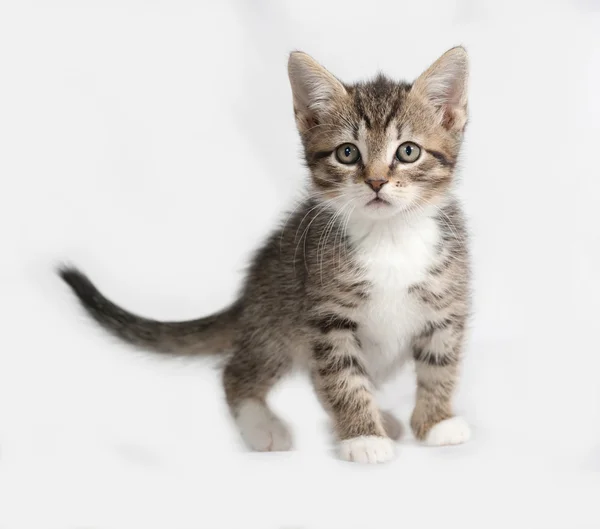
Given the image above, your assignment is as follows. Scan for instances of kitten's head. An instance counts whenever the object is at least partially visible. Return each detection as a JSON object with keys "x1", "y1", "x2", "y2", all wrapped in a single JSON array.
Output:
[{"x1": 288, "y1": 47, "x2": 468, "y2": 219}]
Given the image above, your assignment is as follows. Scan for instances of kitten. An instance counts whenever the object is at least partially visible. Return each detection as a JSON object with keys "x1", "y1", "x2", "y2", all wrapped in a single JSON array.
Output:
[{"x1": 60, "y1": 47, "x2": 471, "y2": 464}]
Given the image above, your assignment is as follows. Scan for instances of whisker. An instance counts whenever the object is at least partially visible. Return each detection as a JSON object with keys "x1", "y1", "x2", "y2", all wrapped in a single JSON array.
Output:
[
  {"x1": 337, "y1": 201, "x2": 357, "y2": 273},
  {"x1": 326, "y1": 198, "x2": 356, "y2": 279},
  {"x1": 279, "y1": 191, "x2": 336, "y2": 253},
  {"x1": 293, "y1": 200, "x2": 335, "y2": 274}
]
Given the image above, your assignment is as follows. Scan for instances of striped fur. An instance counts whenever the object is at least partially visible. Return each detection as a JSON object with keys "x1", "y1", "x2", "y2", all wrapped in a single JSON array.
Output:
[{"x1": 60, "y1": 47, "x2": 471, "y2": 463}]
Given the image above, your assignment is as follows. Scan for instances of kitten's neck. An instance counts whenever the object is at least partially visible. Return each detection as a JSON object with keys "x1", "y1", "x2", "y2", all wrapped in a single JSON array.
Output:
[{"x1": 348, "y1": 200, "x2": 444, "y2": 242}]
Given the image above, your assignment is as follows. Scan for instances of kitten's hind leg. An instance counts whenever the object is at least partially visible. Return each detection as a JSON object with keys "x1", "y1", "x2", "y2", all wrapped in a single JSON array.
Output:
[
  {"x1": 223, "y1": 350, "x2": 293, "y2": 452},
  {"x1": 233, "y1": 398, "x2": 292, "y2": 452},
  {"x1": 381, "y1": 409, "x2": 404, "y2": 441}
]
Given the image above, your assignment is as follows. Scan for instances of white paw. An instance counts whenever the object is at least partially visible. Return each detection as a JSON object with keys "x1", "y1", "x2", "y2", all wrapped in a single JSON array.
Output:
[
  {"x1": 426, "y1": 416, "x2": 471, "y2": 446},
  {"x1": 338, "y1": 436, "x2": 395, "y2": 464},
  {"x1": 235, "y1": 400, "x2": 292, "y2": 452}
]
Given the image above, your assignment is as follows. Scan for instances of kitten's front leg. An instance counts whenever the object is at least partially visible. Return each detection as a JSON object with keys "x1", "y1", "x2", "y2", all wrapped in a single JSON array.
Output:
[
  {"x1": 310, "y1": 322, "x2": 394, "y2": 463},
  {"x1": 410, "y1": 318, "x2": 471, "y2": 445}
]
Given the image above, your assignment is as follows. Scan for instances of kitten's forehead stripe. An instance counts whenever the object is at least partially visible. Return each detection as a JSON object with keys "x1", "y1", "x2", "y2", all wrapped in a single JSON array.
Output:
[
  {"x1": 351, "y1": 76, "x2": 411, "y2": 132},
  {"x1": 383, "y1": 96, "x2": 402, "y2": 131},
  {"x1": 353, "y1": 89, "x2": 372, "y2": 130}
]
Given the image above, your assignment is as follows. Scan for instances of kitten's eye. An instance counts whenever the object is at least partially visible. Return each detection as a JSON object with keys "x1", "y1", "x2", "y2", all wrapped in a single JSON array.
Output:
[
  {"x1": 335, "y1": 143, "x2": 360, "y2": 165},
  {"x1": 396, "y1": 142, "x2": 421, "y2": 163}
]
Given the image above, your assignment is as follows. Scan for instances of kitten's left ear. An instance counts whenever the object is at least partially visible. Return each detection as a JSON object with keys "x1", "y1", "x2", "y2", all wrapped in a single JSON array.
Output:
[
  {"x1": 288, "y1": 51, "x2": 347, "y2": 134},
  {"x1": 412, "y1": 46, "x2": 469, "y2": 131}
]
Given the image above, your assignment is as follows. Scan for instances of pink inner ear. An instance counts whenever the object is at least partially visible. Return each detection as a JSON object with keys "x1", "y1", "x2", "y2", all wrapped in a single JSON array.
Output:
[
  {"x1": 441, "y1": 105, "x2": 457, "y2": 130},
  {"x1": 294, "y1": 105, "x2": 319, "y2": 134},
  {"x1": 412, "y1": 49, "x2": 468, "y2": 131},
  {"x1": 423, "y1": 70, "x2": 467, "y2": 131},
  {"x1": 441, "y1": 101, "x2": 468, "y2": 132}
]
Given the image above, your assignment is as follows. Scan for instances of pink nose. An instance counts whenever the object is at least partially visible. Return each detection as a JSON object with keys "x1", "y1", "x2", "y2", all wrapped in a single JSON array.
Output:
[{"x1": 366, "y1": 179, "x2": 388, "y2": 192}]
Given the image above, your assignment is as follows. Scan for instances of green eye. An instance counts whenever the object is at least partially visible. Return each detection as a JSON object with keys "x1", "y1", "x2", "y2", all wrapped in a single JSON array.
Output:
[
  {"x1": 396, "y1": 142, "x2": 421, "y2": 163},
  {"x1": 335, "y1": 143, "x2": 360, "y2": 164}
]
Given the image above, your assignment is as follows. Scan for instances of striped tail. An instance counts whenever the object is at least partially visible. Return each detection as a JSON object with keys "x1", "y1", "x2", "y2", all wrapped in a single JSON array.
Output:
[{"x1": 59, "y1": 266, "x2": 240, "y2": 355}]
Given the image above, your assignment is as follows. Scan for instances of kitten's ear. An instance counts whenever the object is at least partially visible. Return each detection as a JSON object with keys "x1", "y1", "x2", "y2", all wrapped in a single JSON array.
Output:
[
  {"x1": 288, "y1": 51, "x2": 347, "y2": 134},
  {"x1": 412, "y1": 46, "x2": 469, "y2": 131}
]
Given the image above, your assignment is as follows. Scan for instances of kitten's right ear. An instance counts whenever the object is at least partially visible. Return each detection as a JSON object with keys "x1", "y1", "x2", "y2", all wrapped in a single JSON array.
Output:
[
  {"x1": 412, "y1": 46, "x2": 469, "y2": 131},
  {"x1": 288, "y1": 52, "x2": 347, "y2": 134}
]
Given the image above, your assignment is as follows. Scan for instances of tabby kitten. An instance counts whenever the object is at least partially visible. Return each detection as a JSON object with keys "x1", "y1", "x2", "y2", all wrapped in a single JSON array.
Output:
[{"x1": 60, "y1": 47, "x2": 471, "y2": 463}]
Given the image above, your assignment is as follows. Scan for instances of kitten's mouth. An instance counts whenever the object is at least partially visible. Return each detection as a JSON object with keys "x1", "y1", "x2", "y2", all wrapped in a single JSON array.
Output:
[{"x1": 366, "y1": 196, "x2": 391, "y2": 207}]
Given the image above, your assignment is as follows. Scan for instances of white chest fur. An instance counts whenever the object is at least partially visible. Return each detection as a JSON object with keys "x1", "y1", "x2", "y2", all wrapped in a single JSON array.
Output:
[{"x1": 348, "y1": 212, "x2": 441, "y2": 384}]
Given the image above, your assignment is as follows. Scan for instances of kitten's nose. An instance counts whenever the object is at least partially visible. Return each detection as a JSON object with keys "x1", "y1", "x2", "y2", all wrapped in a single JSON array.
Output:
[{"x1": 366, "y1": 179, "x2": 388, "y2": 193}]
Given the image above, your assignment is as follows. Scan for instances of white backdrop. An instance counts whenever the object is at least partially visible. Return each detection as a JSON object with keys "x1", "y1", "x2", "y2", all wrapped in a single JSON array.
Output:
[{"x1": 1, "y1": 1, "x2": 599, "y2": 528}]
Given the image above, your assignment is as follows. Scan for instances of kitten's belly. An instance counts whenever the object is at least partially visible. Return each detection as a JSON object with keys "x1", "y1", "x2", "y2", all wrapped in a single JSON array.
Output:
[{"x1": 357, "y1": 288, "x2": 426, "y2": 385}]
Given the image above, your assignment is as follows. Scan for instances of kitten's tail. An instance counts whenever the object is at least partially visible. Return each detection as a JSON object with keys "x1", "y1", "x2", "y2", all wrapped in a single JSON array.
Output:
[{"x1": 58, "y1": 266, "x2": 241, "y2": 356}]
